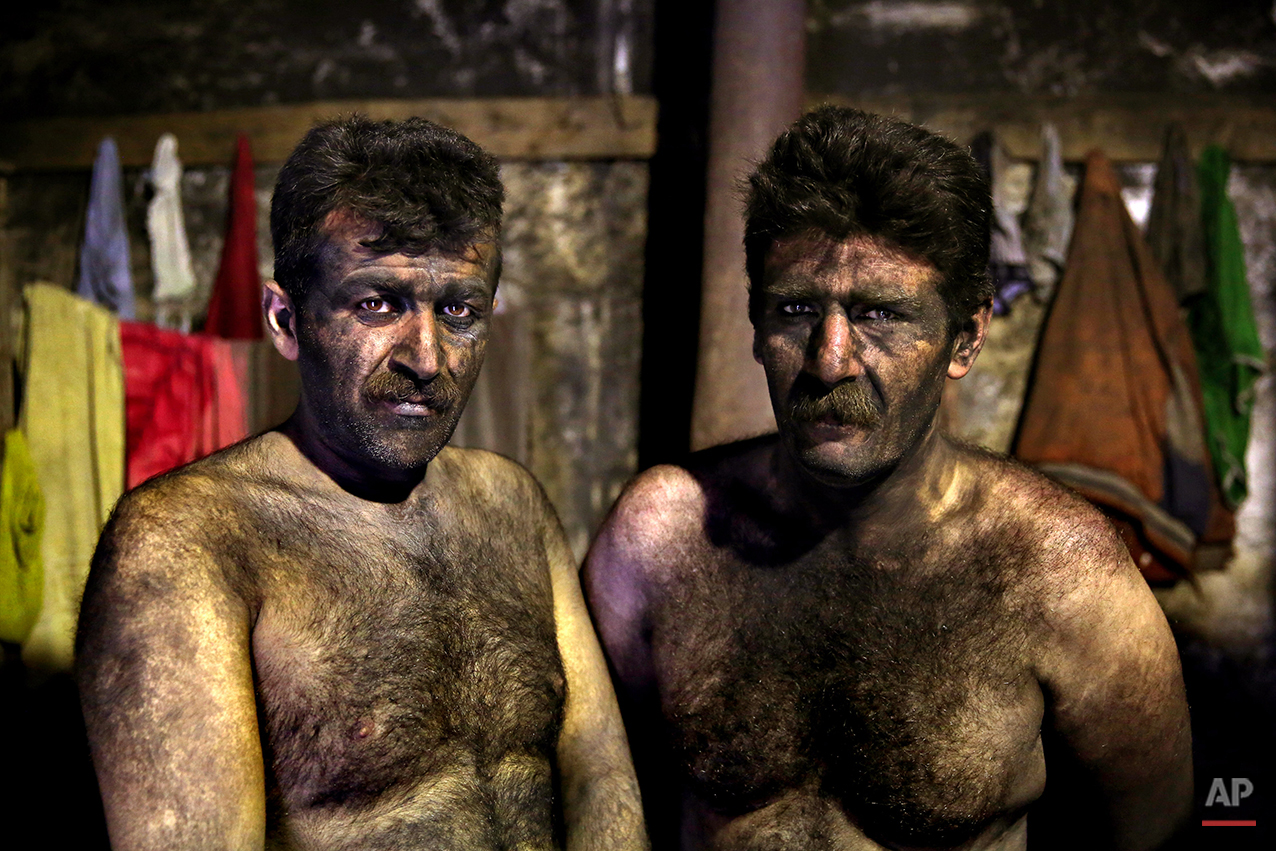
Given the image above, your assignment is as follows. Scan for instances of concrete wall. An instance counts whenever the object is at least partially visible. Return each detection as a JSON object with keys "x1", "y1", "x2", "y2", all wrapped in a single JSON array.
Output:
[
  {"x1": 3, "y1": 0, "x2": 652, "y2": 115},
  {"x1": 808, "y1": 0, "x2": 1276, "y2": 96}
]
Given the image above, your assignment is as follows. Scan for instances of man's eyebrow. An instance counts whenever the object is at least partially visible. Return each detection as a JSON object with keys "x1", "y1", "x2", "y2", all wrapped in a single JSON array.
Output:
[
  {"x1": 763, "y1": 279, "x2": 817, "y2": 299},
  {"x1": 437, "y1": 277, "x2": 495, "y2": 300},
  {"x1": 334, "y1": 274, "x2": 492, "y2": 299},
  {"x1": 336, "y1": 270, "x2": 402, "y2": 289},
  {"x1": 332, "y1": 275, "x2": 410, "y2": 300},
  {"x1": 763, "y1": 279, "x2": 929, "y2": 310},
  {"x1": 865, "y1": 293, "x2": 929, "y2": 312}
]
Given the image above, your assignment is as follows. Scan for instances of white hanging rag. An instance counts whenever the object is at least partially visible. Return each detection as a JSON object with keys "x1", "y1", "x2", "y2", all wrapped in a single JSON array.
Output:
[{"x1": 147, "y1": 133, "x2": 198, "y2": 330}]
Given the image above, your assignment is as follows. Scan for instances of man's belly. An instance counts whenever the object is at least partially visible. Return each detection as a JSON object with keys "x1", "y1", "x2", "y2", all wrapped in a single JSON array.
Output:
[
  {"x1": 666, "y1": 669, "x2": 1047, "y2": 850},
  {"x1": 266, "y1": 753, "x2": 558, "y2": 851},
  {"x1": 685, "y1": 786, "x2": 1032, "y2": 851},
  {"x1": 652, "y1": 549, "x2": 1049, "y2": 849},
  {"x1": 250, "y1": 563, "x2": 566, "y2": 849}
]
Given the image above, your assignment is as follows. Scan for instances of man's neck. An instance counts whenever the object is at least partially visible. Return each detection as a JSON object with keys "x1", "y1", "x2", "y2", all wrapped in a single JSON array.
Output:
[
  {"x1": 277, "y1": 408, "x2": 430, "y2": 504},
  {"x1": 769, "y1": 426, "x2": 965, "y2": 543}
]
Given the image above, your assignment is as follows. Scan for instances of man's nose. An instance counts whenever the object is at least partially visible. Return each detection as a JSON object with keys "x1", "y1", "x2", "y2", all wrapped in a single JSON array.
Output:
[
  {"x1": 806, "y1": 311, "x2": 862, "y2": 386},
  {"x1": 389, "y1": 310, "x2": 443, "y2": 380}
]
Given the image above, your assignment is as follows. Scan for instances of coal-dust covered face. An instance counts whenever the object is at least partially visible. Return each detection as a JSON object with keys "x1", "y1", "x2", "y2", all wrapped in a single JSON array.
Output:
[
  {"x1": 754, "y1": 232, "x2": 965, "y2": 488},
  {"x1": 287, "y1": 213, "x2": 497, "y2": 479}
]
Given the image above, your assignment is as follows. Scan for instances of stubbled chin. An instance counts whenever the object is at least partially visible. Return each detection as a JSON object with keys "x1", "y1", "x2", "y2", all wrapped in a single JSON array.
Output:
[
  {"x1": 789, "y1": 434, "x2": 882, "y2": 486},
  {"x1": 790, "y1": 419, "x2": 877, "y2": 448}
]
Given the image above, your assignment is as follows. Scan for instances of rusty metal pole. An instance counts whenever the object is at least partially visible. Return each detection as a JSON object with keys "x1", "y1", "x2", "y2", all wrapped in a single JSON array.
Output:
[{"x1": 690, "y1": 0, "x2": 806, "y2": 450}]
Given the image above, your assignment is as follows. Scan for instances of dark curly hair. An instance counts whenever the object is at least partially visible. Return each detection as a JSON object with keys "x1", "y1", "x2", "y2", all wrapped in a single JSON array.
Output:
[
  {"x1": 271, "y1": 115, "x2": 504, "y2": 307},
  {"x1": 745, "y1": 106, "x2": 992, "y2": 331}
]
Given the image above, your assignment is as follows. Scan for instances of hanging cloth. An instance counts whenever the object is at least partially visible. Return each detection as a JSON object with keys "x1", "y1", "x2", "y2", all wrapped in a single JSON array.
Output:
[
  {"x1": 76, "y1": 137, "x2": 136, "y2": 319},
  {"x1": 121, "y1": 322, "x2": 251, "y2": 489},
  {"x1": 19, "y1": 284, "x2": 125, "y2": 672},
  {"x1": 1189, "y1": 146, "x2": 1266, "y2": 509},
  {"x1": 147, "y1": 133, "x2": 198, "y2": 331},
  {"x1": 204, "y1": 135, "x2": 262, "y2": 338},
  {"x1": 1014, "y1": 151, "x2": 1234, "y2": 582},
  {"x1": 1146, "y1": 124, "x2": 1207, "y2": 303},
  {"x1": 0, "y1": 429, "x2": 45, "y2": 645},
  {"x1": 971, "y1": 132, "x2": 1033, "y2": 315},
  {"x1": 1022, "y1": 123, "x2": 1073, "y2": 302}
]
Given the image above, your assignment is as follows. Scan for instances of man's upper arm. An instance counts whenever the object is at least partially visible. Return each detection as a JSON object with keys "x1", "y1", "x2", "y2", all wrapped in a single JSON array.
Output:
[
  {"x1": 580, "y1": 475, "x2": 669, "y2": 696},
  {"x1": 583, "y1": 467, "x2": 702, "y2": 850},
  {"x1": 1036, "y1": 518, "x2": 1192, "y2": 851},
  {"x1": 523, "y1": 471, "x2": 646, "y2": 851},
  {"x1": 76, "y1": 490, "x2": 265, "y2": 851}
]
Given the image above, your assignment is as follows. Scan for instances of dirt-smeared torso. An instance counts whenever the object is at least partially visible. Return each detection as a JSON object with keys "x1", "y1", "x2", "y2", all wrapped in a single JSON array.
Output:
[
  {"x1": 212, "y1": 446, "x2": 567, "y2": 850},
  {"x1": 647, "y1": 445, "x2": 1050, "y2": 850}
]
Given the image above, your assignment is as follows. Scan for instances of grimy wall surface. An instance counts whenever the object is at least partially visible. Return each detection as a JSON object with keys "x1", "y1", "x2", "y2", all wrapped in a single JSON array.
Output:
[{"x1": 3, "y1": 0, "x2": 652, "y2": 114}]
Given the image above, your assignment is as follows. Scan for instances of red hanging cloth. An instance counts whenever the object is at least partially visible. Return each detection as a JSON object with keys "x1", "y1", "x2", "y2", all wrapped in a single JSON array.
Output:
[{"x1": 204, "y1": 134, "x2": 263, "y2": 338}]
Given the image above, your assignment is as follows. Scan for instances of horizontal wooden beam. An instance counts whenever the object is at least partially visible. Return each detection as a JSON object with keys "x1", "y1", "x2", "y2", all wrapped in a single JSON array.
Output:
[
  {"x1": 0, "y1": 96, "x2": 658, "y2": 170},
  {"x1": 809, "y1": 93, "x2": 1276, "y2": 163}
]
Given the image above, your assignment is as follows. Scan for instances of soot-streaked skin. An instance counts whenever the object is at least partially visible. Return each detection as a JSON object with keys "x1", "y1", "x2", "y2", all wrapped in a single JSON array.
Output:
[
  {"x1": 754, "y1": 234, "x2": 957, "y2": 490},
  {"x1": 75, "y1": 214, "x2": 647, "y2": 851},
  {"x1": 585, "y1": 234, "x2": 1193, "y2": 851},
  {"x1": 280, "y1": 211, "x2": 496, "y2": 497}
]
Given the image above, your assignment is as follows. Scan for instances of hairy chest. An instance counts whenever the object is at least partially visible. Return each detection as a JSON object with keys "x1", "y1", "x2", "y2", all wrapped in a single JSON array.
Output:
[
  {"x1": 651, "y1": 547, "x2": 1045, "y2": 845},
  {"x1": 247, "y1": 511, "x2": 565, "y2": 820}
]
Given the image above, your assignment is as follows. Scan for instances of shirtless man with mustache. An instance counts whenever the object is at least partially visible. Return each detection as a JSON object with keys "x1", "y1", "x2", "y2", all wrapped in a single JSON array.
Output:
[
  {"x1": 584, "y1": 107, "x2": 1192, "y2": 850},
  {"x1": 76, "y1": 116, "x2": 646, "y2": 851}
]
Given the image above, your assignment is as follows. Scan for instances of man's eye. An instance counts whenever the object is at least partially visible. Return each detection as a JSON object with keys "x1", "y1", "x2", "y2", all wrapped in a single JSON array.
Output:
[
  {"x1": 779, "y1": 302, "x2": 815, "y2": 316},
  {"x1": 861, "y1": 307, "x2": 897, "y2": 321},
  {"x1": 442, "y1": 303, "x2": 473, "y2": 318},
  {"x1": 359, "y1": 298, "x2": 393, "y2": 314}
]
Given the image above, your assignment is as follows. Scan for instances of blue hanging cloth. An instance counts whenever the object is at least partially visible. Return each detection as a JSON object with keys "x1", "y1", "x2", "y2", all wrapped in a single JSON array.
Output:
[{"x1": 76, "y1": 137, "x2": 136, "y2": 319}]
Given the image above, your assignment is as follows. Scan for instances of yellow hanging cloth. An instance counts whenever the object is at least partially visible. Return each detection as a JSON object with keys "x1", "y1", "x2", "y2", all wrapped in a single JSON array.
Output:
[
  {"x1": 0, "y1": 429, "x2": 45, "y2": 644},
  {"x1": 19, "y1": 283, "x2": 125, "y2": 673}
]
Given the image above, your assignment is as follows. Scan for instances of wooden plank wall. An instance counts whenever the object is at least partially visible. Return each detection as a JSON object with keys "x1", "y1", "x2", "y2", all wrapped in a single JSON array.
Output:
[
  {"x1": 811, "y1": 93, "x2": 1276, "y2": 163},
  {"x1": 4, "y1": 92, "x2": 1272, "y2": 171},
  {"x1": 0, "y1": 95, "x2": 659, "y2": 169}
]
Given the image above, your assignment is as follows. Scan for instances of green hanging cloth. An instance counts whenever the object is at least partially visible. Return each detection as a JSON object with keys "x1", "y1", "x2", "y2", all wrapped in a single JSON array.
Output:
[
  {"x1": 1, "y1": 429, "x2": 46, "y2": 644},
  {"x1": 1190, "y1": 146, "x2": 1266, "y2": 508}
]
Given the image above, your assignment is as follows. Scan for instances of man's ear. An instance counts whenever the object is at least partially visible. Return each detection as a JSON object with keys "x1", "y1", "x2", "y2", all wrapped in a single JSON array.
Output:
[
  {"x1": 947, "y1": 300, "x2": 992, "y2": 380},
  {"x1": 263, "y1": 281, "x2": 299, "y2": 362}
]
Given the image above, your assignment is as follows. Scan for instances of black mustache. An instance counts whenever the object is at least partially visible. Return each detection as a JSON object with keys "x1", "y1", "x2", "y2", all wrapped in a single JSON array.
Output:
[
  {"x1": 364, "y1": 371, "x2": 458, "y2": 409},
  {"x1": 789, "y1": 379, "x2": 880, "y2": 427}
]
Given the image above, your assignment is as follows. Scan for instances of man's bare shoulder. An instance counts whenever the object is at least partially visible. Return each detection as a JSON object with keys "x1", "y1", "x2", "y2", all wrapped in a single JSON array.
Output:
[
  {"x1": 948, "y1": 439, "x2": 1128, "y2": 565},
  {"x1": 604, "y1": 464, "x2": 704, "y2": 542},
  {"x1": 944, "y1": 439, "x2": 1141, "y2": 629},
  {"x1": 84, "y1": 435, "x2": 296, "y2": 609},
  {"x1": 583, "y1": 441, "x2": 773, "y2": 687},
  {"x1": 434, "y1": 445, "x2": 542, "y2": 496},
  {"x1": 590, "y1": 437, "x2": 777, "y2": 578},
  {"x1": 76, "y1": 439, "x2": 287, "y2": 671},
  {"x1": 431, "y1": 445, "x2": 562, "y2": 526},
  {"x1": 106, "y1": 434, "x2": 295, "y2": 540}
]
